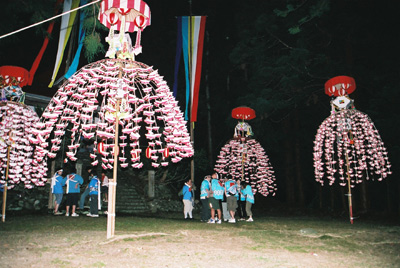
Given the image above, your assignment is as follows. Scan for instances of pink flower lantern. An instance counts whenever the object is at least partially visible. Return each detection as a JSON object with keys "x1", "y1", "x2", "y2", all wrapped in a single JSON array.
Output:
[
  {"x1": 31, "y1": 59, "x2": 193, "y2": 170},
  {"x1": 98, "y1": 0, "x2": 151, "y2": 59},
  {"x1": 0, "y1": 102, "x2": 46, "y2": 190},
  {"x1": 31, "y1": 0, "x2": 192, "y2": 238},
  {"x1": 214, "y1": 107, "x2": 277, "y2": 197},
  {"x1": 0, "y1": 66, "x2": 47, "y2": 192},
  {"x1": 313, "y1": 76, "x2": 391, "y2": 223}
]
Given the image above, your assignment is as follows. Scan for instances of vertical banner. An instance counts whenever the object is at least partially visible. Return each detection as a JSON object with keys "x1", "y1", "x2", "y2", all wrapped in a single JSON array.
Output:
[
  {"x1": 28, "y1": 0, "x2": 64, "y2": 85},
  {"x1": 65, "y1": 0, "x2": 88, "y2": 79},
  {"x1": 189, "y1": 16, "x2": 206, "y2": 122},
  {"x1": 174, "y1": 16, "x2": 206, "y2": 122},
  {"x1": 48, "y1": 0, "x2": 80, "y2": 87}
]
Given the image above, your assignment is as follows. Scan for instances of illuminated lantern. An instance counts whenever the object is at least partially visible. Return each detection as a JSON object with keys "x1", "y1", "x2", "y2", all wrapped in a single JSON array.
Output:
[
  {"x1": 107, "y1": 12, "x2": 119, "y2": 25},
  {"x1": 146, "y1": 147, "x2": 152, "y2": 158},
  {"x1": 118, "y1": 8, "x2": 131, "y2": 15},
  {"x1": 214, "y1": 107, "x2": 276, "y2": 197},
  {"x1": 131, "y1": 149, "x2": 139, "y2": 159},
  {"x1": 135, "y1": 15, "x2": 147, "y2": 28},
  {"x1": 324, "y1": 76, "x2": 356, "y2": 97},
  {"x1": 313, "y1": 76, "x2": 391, "y2": 224},
  {"x1": 163, "y1": 147, "x2": 169, "y2": 158},
  {"x1": 98, "y1": 141, "x2": 105, "y2": 155},
  {"x1": 231, "y1": 106, "x2": 256, "y2": 120}
]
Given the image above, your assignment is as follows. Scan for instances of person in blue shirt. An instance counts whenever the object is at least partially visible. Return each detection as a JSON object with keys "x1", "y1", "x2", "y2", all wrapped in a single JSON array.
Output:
[
  {"x1": 79, "y1": 167, "x2": 93, "y2": 212},
  {"x1": 208, "y1": 172, "x2": 224, "y2": 224},
  {"x1": 51, "y1": 168, "x2": 65, "y2": 215},
  {"x1": 236, "y1": 179, "x2": 247, "y2": 221},
  {"x1": 87, "y1": 172, "x2": 100, "y2": 217},
  {"x1": 241, "y1": 182, "x2": 255, "y2": 222},
  {"x1": 182, "y1": 178, "x2": 193, "y2": 219},
  {"x1": 224, "y1": 174, "x2": 238, "y2": 223},
  {"x1": 64, "y1": 168, "x2": 84, "y2": 217},
  {"x1": 200, "y1": 175, "x2": 211, "y2": 222}
]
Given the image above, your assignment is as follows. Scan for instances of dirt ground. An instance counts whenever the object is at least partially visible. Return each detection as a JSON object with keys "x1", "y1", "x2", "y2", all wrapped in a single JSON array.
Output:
[{"x1": 1, "y1": 221, "x2": 391, "y2": 268}]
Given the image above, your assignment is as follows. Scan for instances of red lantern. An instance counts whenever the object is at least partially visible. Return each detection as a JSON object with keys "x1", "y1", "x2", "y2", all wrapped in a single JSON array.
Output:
[
  {"x1": 146, "y1": 147, "x2": 152, "y2": 158},
  {"x1": 118, "y1": 8, "x2": 131, "y2": 15},
  {"x1": 324, "y1": 76, "x2": 356, "y2": 97},
  {"x1": 231, "y1": 107, "x2": 256, "y2": 120},
  {"x1": 107, "y1": 12, "x2": 119, "y2": 25},
  {"x1": 135, "y1": 15, "x2": 147, "y2": 28},
  {"x1": 163, "y1": 148, "x2": 169, "y2": 158},
  {"x1": 98, "y1": 141, "x2": 105, "y2": 155},
  {"x1": 131, "y1": 149, "x2": 139, "y2": 159}
]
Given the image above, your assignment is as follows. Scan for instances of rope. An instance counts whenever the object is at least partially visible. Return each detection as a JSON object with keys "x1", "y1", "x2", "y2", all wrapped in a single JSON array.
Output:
[{"x1": 0, "y1": 0, "x2": 101, "y2": 40}]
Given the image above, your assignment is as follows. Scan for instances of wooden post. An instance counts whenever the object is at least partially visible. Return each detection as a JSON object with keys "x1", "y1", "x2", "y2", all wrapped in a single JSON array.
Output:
[
  {"x1": 2, "y1": 139, "x2": 12, "y2": 222},
  {"x1": 107, "y1": 98, "x2": 121, "y2": 239},
  {"x1": 48, "y1": 161, "x2": 56, "y2": 210},
  {"x1": 345, "y1": 152, "x2": 354, "y2": 224},
  {"x1": 148, "y1": 170, "x2": 155, "y2": 199}
]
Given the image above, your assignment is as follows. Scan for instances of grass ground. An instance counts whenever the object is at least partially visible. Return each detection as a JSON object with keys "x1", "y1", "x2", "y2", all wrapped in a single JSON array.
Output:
[{"x1": 1, "y1": 211, "x2": 399, "y2": 268}]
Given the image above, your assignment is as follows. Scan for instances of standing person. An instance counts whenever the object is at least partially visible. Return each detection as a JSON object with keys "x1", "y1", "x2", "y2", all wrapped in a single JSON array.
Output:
[
  {"x1": 101, "y1": 172, "x2": 109, "y2": 202},
  {"x1": 242, "y1": 182, "x2": 255, "y2": 222},
  {"x1": 221, "y1": 176, "x2": 231, "y2": 222},
  {"x1": 64, "y1": 168, "x2": 84, "y2": 217},
  {"x1": 87, "y1": 172, "x2": 100, "y2": 217},
  {"x1": 224, "y1": 174, "x2": 238, "y2": 223},
  {"x1": 200, "y1": 175, "x2": 211, "y2": 222},
  {"x1": 79, "y1": 167, "x2": 93, "y2": 212},
  {"x1": 236, "y1": 179, "x2": 247, "y2": 221},
  {"x1": 182, "y1": 179, "x2": 193, "y2": 220},
  {"x1": 51, "y1": 168, "x2": 65, "y2": 215},
  {"x1": 208, "y1": 172, "x2": 224, "y2": 224}
]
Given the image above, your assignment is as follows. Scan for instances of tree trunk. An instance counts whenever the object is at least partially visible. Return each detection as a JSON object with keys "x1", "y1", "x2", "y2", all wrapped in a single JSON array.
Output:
[
  {"x1": 293, "y1": 113, "x2": 304, "y2": 207},
  {"x1": 329, "y1": 186, "x2": 335, "y2": 211},
  {"x1": 360, "y1": 181, "x2": 368, "y2": 213},
  {"x1": 283, "y1": 118, "x2": 295, "y2": 205},
  {"x1": 204, "y1": 31, "x2": 213, "y2": 168}
]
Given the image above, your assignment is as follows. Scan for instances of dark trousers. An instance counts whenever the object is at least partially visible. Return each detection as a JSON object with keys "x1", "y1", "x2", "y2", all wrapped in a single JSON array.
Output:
[
  {"x1": 90, "y1": 194, "x2": 98, "y2": 215},
  {"x1": 237, "y1": 200, "x2": 247, "y2": 218},
  {"x1": 200, "y1": 198, "x2": 211, "y2": 221}
]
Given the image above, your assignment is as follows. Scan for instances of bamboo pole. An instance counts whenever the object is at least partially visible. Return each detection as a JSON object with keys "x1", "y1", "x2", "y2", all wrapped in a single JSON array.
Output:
[
  {"x1": 107, "y1": 98, "x2": 121, "y2": 239},
  {"x1": 2, "y1": 136, "x2": 12, "y2": 222},
  {"x1": 345, "y1": 151, "x2": 354, "y2": 224}
]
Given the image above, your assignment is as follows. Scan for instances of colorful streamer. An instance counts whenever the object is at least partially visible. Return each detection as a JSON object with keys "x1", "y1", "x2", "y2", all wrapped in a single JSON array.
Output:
[
  {"x1": 65, "y1": 0, "x2": 88, "y2": 79},
  {"x1": 48, "y1": 0, "x2": 80, "y2": 87},
  {"x1": 174, "y1": 16, "x2": 206, "y2": 122}
]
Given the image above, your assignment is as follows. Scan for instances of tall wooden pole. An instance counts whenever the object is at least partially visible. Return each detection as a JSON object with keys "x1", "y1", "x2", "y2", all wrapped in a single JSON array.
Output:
[
  {"x1": 2, "y1": 135, "x2": 12, "y2": 222},
  {"x1": 188, "y1": 1, "x2": 195, "y2": 188},
  {"x1": 107, "y1": 98, "x2": 121, "y2": 239},
  {"x1": 345, "y1": 151, "x2": 354, "y2": 224}
]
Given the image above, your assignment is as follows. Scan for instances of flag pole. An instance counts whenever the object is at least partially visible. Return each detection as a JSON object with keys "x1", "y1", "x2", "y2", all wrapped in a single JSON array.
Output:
[
  {"x1": 189, "y1": 0, "x2": 195, "y2": 189},
  {"x1": 345, "y1": 151, "x2": 354, "y2": 224},
  {"x1": 2, "y1": 132, "x2": 13, "y2": 223},
  {"x1": 107, "y1": 66, "x2": 123, "y2": 239}
]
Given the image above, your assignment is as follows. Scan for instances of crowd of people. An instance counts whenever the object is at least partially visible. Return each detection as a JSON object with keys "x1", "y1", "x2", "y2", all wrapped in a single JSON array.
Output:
[
  {"x1": 181, "y1": 172, "x2": 255, "y2": 223},
  {"x1": 51, "y1": 167, "x2": 109, "y2": 218}
]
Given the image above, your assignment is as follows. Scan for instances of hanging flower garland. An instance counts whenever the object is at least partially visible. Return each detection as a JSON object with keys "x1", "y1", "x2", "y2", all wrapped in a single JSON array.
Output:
[
  {"x1": 0, "y1": 102, "x2": 46, "y2": 189},
  {"x1": 313, "y1": 108, "x2": 391, "y2": 187},
  {"x1": 214, "y1": 107, "x2": 276, "y2": 197},
  {"x1": 214, "y1": 138, "x2": 277, "y2": 197},
  {"x1": 313, "y1": 76, "x2": 391, "y2": 188},
  {"x1": 31, "y1": 59, "x2": 193, "y2": 171}
]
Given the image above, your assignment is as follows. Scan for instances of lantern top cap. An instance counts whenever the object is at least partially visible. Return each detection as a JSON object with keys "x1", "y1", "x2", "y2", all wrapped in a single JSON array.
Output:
[
  {"x1": 98, "y1": 0, "x2": 151, "y2": 32},
  {"x1": 231, "y1": 106, "x2": 256, "y2": 120},
  {"x1": 0, "y1": 66, "x2": 30, "y2": 88},
  {"x1": 324, "y1": 75, "x2": 356, "y2": 97}
]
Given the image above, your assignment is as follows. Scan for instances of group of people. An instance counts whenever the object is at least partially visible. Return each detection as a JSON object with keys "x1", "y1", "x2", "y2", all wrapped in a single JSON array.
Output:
[
  {"x1": 181, "y1": 172, "x2": 254, "y2": 223},
  {"x1": 51, "y1": 167, "x2": 109, "y2": 218}
]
